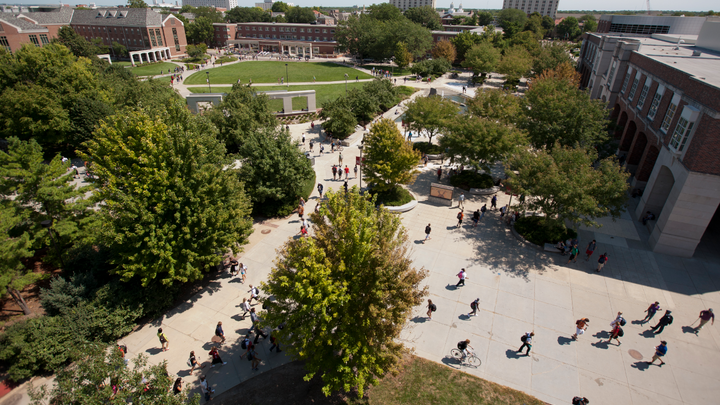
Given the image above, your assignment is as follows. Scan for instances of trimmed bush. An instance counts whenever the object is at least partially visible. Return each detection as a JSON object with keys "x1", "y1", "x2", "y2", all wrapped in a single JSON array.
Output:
[
  {"x1": 514, "y1": 216, "x2": 577, "y2": 246},
  {"x1": 370, "y1": 185, "x2": 414, "y2": 207},
  {"x1": 412, "y1": 142, "x2": 443, "y2": 155},
  {"x1": 449, "y1": 171, "x2": 494, "y2": 190}
]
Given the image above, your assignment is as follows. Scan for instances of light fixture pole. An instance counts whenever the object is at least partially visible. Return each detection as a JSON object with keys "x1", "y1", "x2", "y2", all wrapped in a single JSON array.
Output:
[
  {"x1": 285, "y1": 63, "x2": 289, "y2": 89},
  {"x1": 345, "y1": 73, "x2": 348, "y2": 95},
  {"x1": 206, "y1": 71, "x2": 210, "y2": 92},
  {"x1": 357, "y1": 145, "x2": 364, "y2": 190}
]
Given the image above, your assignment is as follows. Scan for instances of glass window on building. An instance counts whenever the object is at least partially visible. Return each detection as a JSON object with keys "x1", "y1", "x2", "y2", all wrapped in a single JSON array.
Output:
[
  {"x1": 29, "y1": 35, "x2": 40, "y2": 46},
  {"x1": 620, "y1": 74, "x2": 630, "y2": 93},
  {"x1": 627, "y1": 77, "x2": 640, "y2": 100},
  {"x1": 0, "y1": 36, "x2": 10, "y2": 52},
  {"x1": 155, "y1": 29, "x2": 163, "y2": 46},
  {"x1": 149, "y1": 30, "x2": 157, "y2": 47},
  {"x1": 669, "y1": 117, "x2": 694, "y2": 152},
  {"x1": 647, "y1": 92, "x2": 663, "y2": 120},
  {"x1": 40, "y1": 34, "x2": 49, "y2": 45},
  {"x1": 636, "y1": 84, "x2": 650, "y2": 110},
  {"x1": 172, "y1": 27, "x2": 180, "y2": 51},
  {"x1": 660, "y1": 102, "x2": 678, "y2": 132}
]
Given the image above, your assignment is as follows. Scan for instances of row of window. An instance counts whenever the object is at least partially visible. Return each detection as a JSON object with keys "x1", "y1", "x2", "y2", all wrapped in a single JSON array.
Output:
[
  {"x1": 243, "y1": 26, "x2": 334, "y2": 34},
  {"x1": 241, "y1": 33, "x2": 332, "y2": 42},
  {"x1": 608, "y1": 24, "x2": 670, "y2": 35},
  {"x1": 618, "y1": 67, "x2": 697, "y2": 153}
]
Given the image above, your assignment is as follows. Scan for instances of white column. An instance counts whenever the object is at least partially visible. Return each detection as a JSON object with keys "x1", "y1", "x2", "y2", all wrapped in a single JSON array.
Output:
[{"x1": 130, "y1": 53, "x2": 135, "y2": 66}]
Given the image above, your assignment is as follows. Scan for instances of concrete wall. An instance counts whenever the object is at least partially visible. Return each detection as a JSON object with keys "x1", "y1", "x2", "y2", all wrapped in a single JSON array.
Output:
[{"x1": 696, "y1": 18, "x2": 720, "y2": 52}]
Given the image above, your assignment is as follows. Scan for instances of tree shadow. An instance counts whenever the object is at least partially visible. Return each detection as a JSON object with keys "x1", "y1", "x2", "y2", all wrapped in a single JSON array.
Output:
[
  {"x1": 446, "y1": 226, "x2": 459, "y2": 230},
  {"x1": 410, "y1": 316, "x2": 428, "y2": 323},
  {"x1": 631, "y1": 361, "x2": 651, "y2": 371},
  {"x1": 682, "y1": 326, "x2": 698, "y2": 335},
  {"x1": 145, "y1": 347, "x2": 164, "y2": 355},
  {"x1": 506, "y1": 349, "x2": 525, "y2": 359},
  {"x1": 557, "y1": 336, "x2": 573, "y2": 345}
]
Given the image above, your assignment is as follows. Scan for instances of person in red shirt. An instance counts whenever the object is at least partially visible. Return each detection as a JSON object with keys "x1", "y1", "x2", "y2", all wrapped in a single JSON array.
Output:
[
  {"x1": 607, "y1": 323, "x2": 622, "y2": 345},
  {"x1": 208, "y1": 347, "x2": 226, "y2": 367}
]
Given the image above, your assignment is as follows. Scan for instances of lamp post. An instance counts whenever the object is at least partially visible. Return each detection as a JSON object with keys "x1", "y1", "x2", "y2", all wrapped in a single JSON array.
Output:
[
  {"x1": 285, "y1": 63, "x2": 289, "y2": 89},
  {"x1": 345, "y1": 73, "x2": 348, "y2": 95},
  {"x1": 206, "y1": 71, "x2": 210, "y2": 92},
  {"x1": 41, "y1": 219, "x2": 64, "y2": 268},
  {"x1": 357, "y1": 144, "x2": 364, "y2": 191}
]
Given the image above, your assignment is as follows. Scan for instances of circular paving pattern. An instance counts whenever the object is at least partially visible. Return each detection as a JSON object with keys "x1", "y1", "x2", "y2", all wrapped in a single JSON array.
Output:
[{"x1": 628, "y1": 349, "x2": 644, "y2": 360}]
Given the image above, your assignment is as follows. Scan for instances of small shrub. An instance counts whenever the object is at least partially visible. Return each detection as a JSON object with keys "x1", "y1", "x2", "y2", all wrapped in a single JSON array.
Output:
[
  {"x1": 412, "y1": 142, "x2": 443, "y2": 155},
  {"x1": 370, "y1": 185, "x2": 414, "y2": 207},
  {"x1": 40, "y1": 276, "x2": 88, "y2": 316},
  {"x1": 514, "y1": 216, "x2": 577, "y2": 246},
  {"x1": 449, "y1": 171, "x2": 494, "y2": 190}
]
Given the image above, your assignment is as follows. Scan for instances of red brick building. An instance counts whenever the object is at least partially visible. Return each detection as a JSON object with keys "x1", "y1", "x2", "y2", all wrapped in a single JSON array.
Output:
[
  {"x1": 0, "y1": 7, "x2": 187, "y2": 61},
  {"x1": 577, "y1": 17, "x2": 720, "y2": 257},
  {"x1": 226, "y1": 22, "x2": 339, "y2": 56}
]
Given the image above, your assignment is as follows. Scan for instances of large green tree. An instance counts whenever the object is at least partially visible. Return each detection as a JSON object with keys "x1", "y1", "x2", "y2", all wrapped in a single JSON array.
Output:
[
  {"x1": 336, "y1": 15, "x2": 432, "y2": 60},
  {"x1": 403, "y1": 95, "x2": 458, "y2": 144},
  {"x1": 319, "y1": 96, "x2": 357, "y2": 138},
  {"x1": 394, "y1": 42, "x2": 412, "y2": 69},
  {"x1": 0, "y1": 203, "x2": 36, "y2": 315},
  {"x1": 466, "y1": 89, "x2": 522, "y2": 126},
  {"x1": 532, "y1": 42, "x2": 574, "y2": 76},
  {"x1": 462, "y1": 42, "x2": 501, "y2": 76},
  {"x1": 520, "y1": 76, "x2": 609, "y2": 149},
  {"x1": 556, "y1": 16, "x2": 582, "y2": 40},
  {"x1": 261, "y1": 188, "x2": 427, "y2": 397},
  {"x1": 186, "y1": 16, "x2": 213, "y2": 44},
  {"x1": 286, "y1": 6, "x2": 316, "y2": 23},
  {"x1": 451, "y1": 31, "x2": 484, "y2": 62},
  {"x1": 497, "y1": 8, "x2": 528, "y2": 38},
  {"x1": 497, "y1": 45, "x2": 533, "y2": 83},
  {"x1": 368, "y1": 3, "x2": 404, "y2": 21},
  {"x1": 579, "y1": 14, "x2": 598, "y2": 32},
  {"x1": 271, "y1": 1, "x2": 290, "y2": 12},
  {"x1": 82, "y1": 104, "x2": 253, "y2": 286},
  {"x1": 441, "y1": 116, "x2": 526, "y2": 172},
  {"x1": 476, "y1": 11, "x2": 494, "y2": 26},
  {"x1": 206, "y1": 84, "x2": 277, "y2": 153},
  {"x1": 226, "y1": 6, "x2": 272, "y2": 23},
  {"x1": 362, "y1": 118, "x2": 420, "y2": 192},
  {"x1": 404, "y1": 5, "x2": 442, "y2": 30},
  {"x1": 29, "y1": 344, "x2": 199, "y2": 405},
  {"x1": 127, "y1": 0, "x2": 148, "y2": 8},
  {"x1": 54, "y1": 26, "x2": 102, "y2": 58},
  {"x1": 431, "y1": 39, "x2": 457, "y2": 64},
  {"x1": 236, "y1": 127, "x2": 314, "y2": 216},
  {"x1": 506, "y1": 144, "x2": 629, "y2": 228}
]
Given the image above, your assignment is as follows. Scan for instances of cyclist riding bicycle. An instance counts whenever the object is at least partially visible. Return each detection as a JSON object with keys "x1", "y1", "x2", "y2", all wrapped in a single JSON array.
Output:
[{"x1": 457, "y1": 339, "x2": 474, "y2": 360}]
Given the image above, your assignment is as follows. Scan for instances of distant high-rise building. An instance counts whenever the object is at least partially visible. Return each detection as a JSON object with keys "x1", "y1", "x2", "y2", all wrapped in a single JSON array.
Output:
[
  {"x1": 502, "y1": 0, "x2": 558, "y2": 18},
  {"x1": 182, "y1": 0, "x2": 238, "y2": 10},
  {"x1": 389, "y1": 0, "x2": 436, "y2": 13}
]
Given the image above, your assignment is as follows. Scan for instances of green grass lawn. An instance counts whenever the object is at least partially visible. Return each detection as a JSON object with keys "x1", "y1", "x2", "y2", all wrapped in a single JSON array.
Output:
[
  {"x1": 184, "y1": 61, "x2": 373, "y2": 85},
  {"x1": 112, "y1": 61, "x2": 132, "y2": 67},
  {"x1": 360, "y1": 64, "x2": 413, "y2": 76},
  {"x1": 188, "y1": 82, "x2": 366, "y2": 108},
  {"x1": 129, "y1": 62, "x2": 179, "y2": 77}
]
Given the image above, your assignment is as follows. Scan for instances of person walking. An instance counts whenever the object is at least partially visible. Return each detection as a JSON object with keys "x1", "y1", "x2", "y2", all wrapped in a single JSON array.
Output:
[
  {"x1": 302, "y1": 133, "x2": 306, "y2": 145},
  {"x1": 567, "y1": 245, "x2": 579, "y2": 264},
  {"x1": 647, "y1": 341, "x2": 668, "y2": 366},
  {"x1": 239, "y1": 262, "x2": 247, "y2": 283},
  {"x1": 694, "y1": 308, "x2": 714, "y2": 334},
  {"x1": 332, "y1": 165, "x2": 337, "y2": 180},
  {"x1": 596, "y1": 253, "x2": 608, "y2": 272},
  {"x1": 641, "y1": 301, "x2": 661, "y2": 324},
  {"x1": 607, "y1": 322, "x2": 623, "y2": 345},
  {"x1": 472, "y1": 209, "x2": 480, "y2": 227},
  {"x1": 309, "y1": 140, "x2": 314, "y2": 152},
  {"x1": 456, "y1": 210, "x2": 464, "y2": 228},
  {"x1": 572, "y1": 397, "x2": 590, "y2": 405},
  {"x1": 491, "y1": 195, "x2": 498, "y2": 210},
  {"x1": 344, "y1": 165, "x2": 349, "y2": 179},
  {"x1": 338, "y1": 152, "x2": 343, "y2": 166},
  {"x1": 248, "y1": 284, "x2": 260, "y2": 304},
  {"x1": 426, "y1": 299, "x2": 436, "y2": 320},
  {"x1": 354, "y1": 165, "x2": 358, "y2": 178},
  {"x1": 572, "y1": 318, "x2": 589, "y2": 340},
  {"x1": 269, "y1": 332, "x2": 282, "y2": 353},
  {"x1": 229, "y1": 259, "x2": 239, "y2": 276},
  {"x1": 458, "y1": 193, "x2": 465, "y2": 209},
  {"x1": 200, "y1": 375, "x2": 214, "y2": 402},
  {"x1": 215, "y1": 321, "x2": 226, "y2": 343},
  {"x1": 650, "y1": 310, "x2": 673, "y2": 334},
  {"x1": 157, "y1": 328, "x2": 169, "y2": 351},
  {"x1": 517, "y1": 331, "x2": 534, "y2": 356},
  {"x1": 480, "y1": 204, "x2": 487, "y2": 219},
  {"x1": 585, "y1": 240, "x2": 596, "y2": 261},
  {"x1": 172, "y1": 378, "x2": 183, "y2": 395},
  {"x1": 298, "y1": 203, "x2": 304, "y2": 218},
  {"x1": 456, "y1": 268, "x2": 468, "y2": 287},
  {"x1": 343, "y1": 181, "x2": 348, "y2": 193},
  {"x1": 468, "y1": 298, "x2": 480, "y2": 316},
  {"x1": 437, "y1": 168, "x2": 442, "y2": 181},
  {"x1": 241, "y1": 342, "x2": 262, "y2": 371},
  {"x1": 189, "y1": 351, "x2": 204, "y2": 373},
  {"x1": 423, "y1": 223, "x2": 431, "y2": 243},
  {"x1": 250, "y1": 308, "x2": 268, "y2": 343},
  {"x1": 317, "y1": 183, "x2": 324, "y2": 198},
  {"x1": 208, "y1": 346, "x2": 227, "y2": 367}
]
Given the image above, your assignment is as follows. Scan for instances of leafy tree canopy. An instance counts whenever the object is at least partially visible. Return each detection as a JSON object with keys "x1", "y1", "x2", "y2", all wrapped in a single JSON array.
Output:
[
  {"x1": 431, "y1": 39, "x2": 457, "y2": 64},
  {"x1": 394, "y1": 42, "x2": 413, "y2": 69},
  {"x1": 127, "y1": 0, "x2": 148, "y2": 8},
  {"x1": 362, "y1": 118, "x2": 420, "y2": 192},
  {"x1": 520, "y1": 76, "x2": 608, "y2": 149},
  {"x1": 506, "y1": 144, "x2": 629, "y2": 228},
  {"x1": 286, "y1": 6, "x2": 316, "y2": 23},
  {"x1": 261, "y1": 188, "x2": 427, "y2": 397},
  {"x1": 579, "y1": 14, "x2": 598, "y2": 32},
  {"x1": 206, "y1": 84, "x2": 277, "y2": 153},
  {"x1": 402, "y1": 95, "x2": 458, "y2": 144},
  {"x1": 532, "y1": 42, "x2": 574, "y2": 77},
  {"x1": 226, "y1": 6, "x2": 272, "y2": 23},
  {"x1": 186, "y1": 16, "x2": 214, "y2": 44},
  {"x1": 81, "y1": 103, "x2": 253, "y2": 286},
  {"x1": 441, "y1": 116, "x2": 526, "y2": 172},
  {"x1": 466, "y1": 89, "x2": 522, "y2": 126},
  {"x1": 236, "y1": 126, "x2": 314, "y2": 216},
  {"x1": 557, "y1": 16, "x2": 582, "y2": 40},
  {"x1": 336, "y1": 15, "x2": 432, "y2": 60},
  {"x1": 409, "y1": 58, "x2": 451, "y2": 78},
  {"x1": 451, "y1": 31, "x2": 484, "y2": 62},
  {"x1": 497, "y1": 45, "x2": 533, "y2": 83},
  {"x1": 497, "y1": 8, "x2": 528, "y2": 37},
  {"x1": 271, "y1": 1, "x2": 290, "y2": 12},
  {"x1": 404, "y1": 5, "x2": 442, "y2": 30},
  {"x1": 368, "y1": 3, "x2": 404, "y2": 21},
  {"x1": 462, "y1": 41, "x2": 501, "y2": 75},
  {"x1": 319, "y1": 95, "x2": 357, "y2": 137},
  {"x1": 476, "y1": 10, "x2": 494, "y2": 26},
  {"x1": 542, "y1": 15, "x2": 555, "y2": 32}
]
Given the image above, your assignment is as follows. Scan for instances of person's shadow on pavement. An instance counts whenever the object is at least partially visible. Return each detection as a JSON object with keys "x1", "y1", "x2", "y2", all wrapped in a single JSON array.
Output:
[
  {"x1": 410, "y1": 316, "x2": 428, "y2": 323},
  {"x1": 145, "y1": 348, "x2": 163, "y2": 355},
  {"x1": 682, "y1": 326, "x2": 698, "y2": 334},
  {"x1": 557, "y1": 336, "x2": 573, "y2": 345},
  {"x1": 639, "y1": 330, "x2": 656, "y2": 338},
  {"x1": 505, "y1": 349, "x2": 524, "y2": 359},
  {"x1": 631, "y1": 361, "x2": 652, "y2": 371},
  {"x1": 445, "y1": 284, "x2": 459, "y2": 291},
  {"x1": 591, "y1": 340, "x2": 610, "y2": 350}
]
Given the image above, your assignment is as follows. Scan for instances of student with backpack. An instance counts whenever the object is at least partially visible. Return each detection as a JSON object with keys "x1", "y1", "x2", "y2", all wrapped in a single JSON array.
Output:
[
  {"x1": 248, "y1": 285, "x2": 260, "y2": 304},
  {"x1": 189, "y1": 351, "x2": 204, "y2": 373},
  {"x1": 423, "y1": 223, "x2": 431, "y2": 243},
  {"x1": 472, "y1": 210, "x2": 480, "y2": 227},
  {"x1": 456, "y1": 210, "x2": 464, "y2": 227},
  {"x1": 650, "y1": 310, "x2": 673, "y2": 334},
  {"x1": 517, "y1": 331, "x2": 534, "y2": 356},
  {"x1": 269, "y1": 333, "x2": 282, "y2": 353},
  {"x1": 208, "y1": 346, "x2": 227, "y2": 367},
  {"x1": 572, "y1": 318, "x2": 589, "y2": 340},
  {"x1": 456, "y1": 268, "x2": 468, "y2": 287},
  {"x1": 215, "y1": 322, "x2": 226, "y2": 343},
  {"x1": 572, "y1": 396, "x2": 590, "y2": 405},
  {"x1": 468, "y1": 298, "x2": 480, "y2": 317},
  {"x1": 157, "y1": 328, "x2": 169, "y2": 351},
  {"x1": 596, "y1": 253, "x2": 608, "y2": 272},
  {"x1": 426, "y1": 299, "x2": 436, "y2": 320},
  {"x1": 607, "y1": 322, "x2": 623, "y2": 345}
]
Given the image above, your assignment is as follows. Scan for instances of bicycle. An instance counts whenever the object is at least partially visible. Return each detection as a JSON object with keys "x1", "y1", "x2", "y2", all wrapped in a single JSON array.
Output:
[{"x1": 450, "y1": 349, "x2": 481, "y2": 367}]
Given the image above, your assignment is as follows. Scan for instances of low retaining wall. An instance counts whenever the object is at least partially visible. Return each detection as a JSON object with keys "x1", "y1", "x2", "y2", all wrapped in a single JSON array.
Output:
[
  {"x1": 386, "y1": 189, "x2": 419, "y2": 213},
  {"x1": 469, "y1": 186, "x2": 500, "y2": 196}
]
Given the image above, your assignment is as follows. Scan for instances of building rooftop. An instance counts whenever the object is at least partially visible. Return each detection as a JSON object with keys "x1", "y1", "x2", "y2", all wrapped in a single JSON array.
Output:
[
  {"x1": 70, "y1": 8, "x2": 163, "y2": 27},
  {"x1": 16, "y1": 7, "x2": 73, "y2": 24},
  {"x1": 634, "y1": 36, "x2": 720, "y2": 90},
  {"x1": 0, "y1": 14, "x2": 49, "y2": 32},
  {"x1": 235, "y1": 22, "x2": 337, "y2": 27}
]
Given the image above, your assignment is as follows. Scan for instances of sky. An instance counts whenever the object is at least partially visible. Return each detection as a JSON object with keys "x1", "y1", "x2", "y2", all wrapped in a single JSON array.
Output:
[{"x1": 6, "y1": 0, "x2": 717, "y2": 12}]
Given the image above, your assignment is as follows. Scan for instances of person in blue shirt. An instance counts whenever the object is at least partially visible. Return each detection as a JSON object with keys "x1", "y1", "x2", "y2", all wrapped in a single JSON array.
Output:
[{"x1": 647, "y1": 341, "x2": 667, "y2": 365}]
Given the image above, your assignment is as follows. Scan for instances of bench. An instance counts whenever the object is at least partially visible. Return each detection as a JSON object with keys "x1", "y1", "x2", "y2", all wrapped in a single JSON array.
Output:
[{"x1": 544, "y1": 243, "x2": 563, "y2": 254}]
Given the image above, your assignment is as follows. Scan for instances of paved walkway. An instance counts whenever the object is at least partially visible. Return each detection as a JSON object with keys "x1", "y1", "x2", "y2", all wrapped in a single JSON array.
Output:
[{"x1": 4, "y1": 72, "x2": 720, "y2": 405}]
